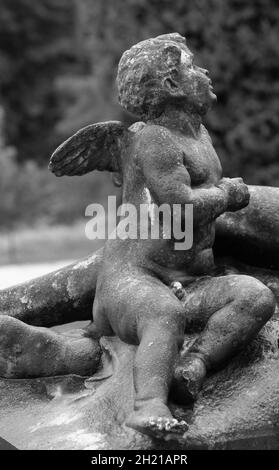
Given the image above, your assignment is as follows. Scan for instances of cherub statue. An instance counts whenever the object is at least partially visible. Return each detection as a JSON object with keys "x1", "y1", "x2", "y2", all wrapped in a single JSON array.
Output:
[
  {"x1": 48, "y1": 33, "x2": 276, "y2": 436},
  {"x1": 0, "y1": 33, "x2": 276, "y2": 440}
]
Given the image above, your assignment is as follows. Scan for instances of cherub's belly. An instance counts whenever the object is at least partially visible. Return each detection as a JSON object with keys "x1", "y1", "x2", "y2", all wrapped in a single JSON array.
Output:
[
  {"x1": 146, "y1": 221, "x2": 215, "y2": 267},
  {"x1": 103, "y1": 222, "x2": 216, "y2": 285},
  {"x1": 145, "y1": 247, "x2": 215, "y2": 285}
]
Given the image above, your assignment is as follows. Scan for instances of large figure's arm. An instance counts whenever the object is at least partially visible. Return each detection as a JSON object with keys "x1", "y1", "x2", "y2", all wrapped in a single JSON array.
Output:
[
  {"x1": 137, "y1": 127, "x2": 249, "y2": 226},
  {"x1": 215, "y1": 185, "x2": 279, "y2": 269}
]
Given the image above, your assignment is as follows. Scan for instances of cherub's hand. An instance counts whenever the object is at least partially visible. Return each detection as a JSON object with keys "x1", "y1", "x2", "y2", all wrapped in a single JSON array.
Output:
[{"x1": 218, "y1": 177, "x2": 250, "y2": 212}]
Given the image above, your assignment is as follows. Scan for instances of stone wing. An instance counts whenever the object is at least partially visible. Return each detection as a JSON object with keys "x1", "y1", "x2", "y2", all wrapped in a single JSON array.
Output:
[{"x1": 48, "y1": 121, "x2": 127, "y2": 176}]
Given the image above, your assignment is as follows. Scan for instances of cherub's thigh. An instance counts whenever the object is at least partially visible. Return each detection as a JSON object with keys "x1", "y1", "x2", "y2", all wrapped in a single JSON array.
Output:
[
  {"x1": 183, "y1": 274, "x2": 252, "y2": 332},
  {"x1": 99, "y1": 269, "x2": 185, "y2": 344}
]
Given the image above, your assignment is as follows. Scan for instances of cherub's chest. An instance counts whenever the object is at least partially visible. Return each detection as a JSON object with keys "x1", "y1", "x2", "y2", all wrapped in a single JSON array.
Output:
[{"x1": 177, "y1": 134, "x2": 222, "y2": 186}]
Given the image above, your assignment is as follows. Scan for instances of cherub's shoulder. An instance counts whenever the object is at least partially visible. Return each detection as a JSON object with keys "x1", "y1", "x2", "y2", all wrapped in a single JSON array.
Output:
[
  {"x1": 129, "y1": 122, "x2": 174, "y2": 147},
  {"x1": 128, "y1": 123, "x2": 181, "y2": 172},
  {"x1": 128, "y1": 121, "x2": 146, "y2": 134},
  {"x1": 201, "y1": 124, "x2": 212, "y2": 143}
]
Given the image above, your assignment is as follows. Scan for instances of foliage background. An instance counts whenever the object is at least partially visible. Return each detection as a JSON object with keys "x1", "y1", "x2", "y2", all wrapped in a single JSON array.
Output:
[{"x1": 0, "y1": 0, "x2": 278, "y2": 237}]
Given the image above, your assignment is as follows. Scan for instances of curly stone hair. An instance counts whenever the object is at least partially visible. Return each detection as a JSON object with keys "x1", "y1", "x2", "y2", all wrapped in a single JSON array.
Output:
[{"x1": 117, "y1": 33, "x2": 190, "y2": 119}]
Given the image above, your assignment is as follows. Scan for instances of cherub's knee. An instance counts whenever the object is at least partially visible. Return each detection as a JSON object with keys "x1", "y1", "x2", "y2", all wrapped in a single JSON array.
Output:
[
  {"x1": 154, "y1": 315, "x2": 185, "y2": 349},
  {"x1": 252, "y1": 284, "x2": 276, "y2": 323},
  {"x1": 139, "y1": 311, "x2": 184, "y2": 352},
  {"x1": 235, "y1": 275, "x2": 276, "y2": 323}
]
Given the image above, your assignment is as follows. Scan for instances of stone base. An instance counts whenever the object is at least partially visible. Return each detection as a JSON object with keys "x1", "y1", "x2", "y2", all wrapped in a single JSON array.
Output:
[{"x1": 1, "y1": 311, "x2": 279, "y2": 450}]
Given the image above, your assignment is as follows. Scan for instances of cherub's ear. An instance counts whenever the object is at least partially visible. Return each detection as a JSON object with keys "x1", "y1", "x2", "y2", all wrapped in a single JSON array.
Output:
[
  {"x1": 49, "y1": 121, "x2": 127, "y2": 177},
  {"x1": 161, "y1": 44, "x2": 181, "y2": 97},
  {"x1": 163, "y1": 76, "x2": 180, "y2": 94}
]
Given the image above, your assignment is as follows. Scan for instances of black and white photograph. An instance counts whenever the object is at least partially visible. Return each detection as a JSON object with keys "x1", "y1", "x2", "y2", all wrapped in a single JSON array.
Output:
[{"x1": 0, "y1": 0, "x2": 278, "y2": 457}]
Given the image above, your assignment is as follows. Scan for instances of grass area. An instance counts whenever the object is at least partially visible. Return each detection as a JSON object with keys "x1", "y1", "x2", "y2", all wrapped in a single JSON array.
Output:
[{"x1": 0, "y1": 221, "x2": 104, "y2": 265}]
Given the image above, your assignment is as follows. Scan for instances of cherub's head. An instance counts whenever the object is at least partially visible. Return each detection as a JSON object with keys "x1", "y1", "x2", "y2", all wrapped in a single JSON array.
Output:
[{"x1": 117, "y1": 33, "x2": 216, "y2": 120}]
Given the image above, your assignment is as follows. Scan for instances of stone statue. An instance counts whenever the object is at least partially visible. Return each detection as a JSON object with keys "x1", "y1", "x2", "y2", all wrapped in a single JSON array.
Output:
[{"x1": 0, "y1": 33, "x2": 278, "y2": 445}]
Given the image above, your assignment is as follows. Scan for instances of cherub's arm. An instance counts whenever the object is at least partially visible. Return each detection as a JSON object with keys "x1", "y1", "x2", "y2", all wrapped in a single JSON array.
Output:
[{"x1": 137, "y1": 127, "x2": 249, "y2": 226}]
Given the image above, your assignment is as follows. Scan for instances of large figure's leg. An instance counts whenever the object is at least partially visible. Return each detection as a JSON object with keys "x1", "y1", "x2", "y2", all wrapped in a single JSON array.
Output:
[
  {"x1": 172, "y1": 275, "x2": 276, "y2": 404},
  {"x1": 0, "y1": 315, "x2": 101, "y2": 378},
  {"x1": 0, "y1": 248, "x2": 103, "y2": 327},
  {"x1": 0, "y1": 251, "x2": 103, "y2": 378}
]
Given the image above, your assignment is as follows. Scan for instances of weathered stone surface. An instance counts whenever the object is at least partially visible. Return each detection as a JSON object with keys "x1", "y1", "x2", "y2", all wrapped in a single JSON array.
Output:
[
  {"x1": 0, "y1": 317, "x2": 101, "y2": 378},
  {"x1": 1, "y1": 313, "x2": 279, "y2": 450},
  {"x1": 0, "y1": 337, "x2": 151, "y2": 450},
  {"x1": 216, "y1": 259, "x2": 279, "y2": 304}
]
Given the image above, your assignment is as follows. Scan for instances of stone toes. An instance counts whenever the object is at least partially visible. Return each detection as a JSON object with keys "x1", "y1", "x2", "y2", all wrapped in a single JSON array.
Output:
[
  {"x1": 167, "y1": 418, "x2": 188, "y2": 433},
  {"x1": 148, "y1": 416, "x2": 188, "y2": 433}
]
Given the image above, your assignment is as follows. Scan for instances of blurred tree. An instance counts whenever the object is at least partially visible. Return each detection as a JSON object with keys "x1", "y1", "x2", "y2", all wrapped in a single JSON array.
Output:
[
  {"x1": 0, "y1": 105, "x2": 119, "y2": 230},
  {"x1": 0, "y1": 0, "x2": 78, "y2": 163}
]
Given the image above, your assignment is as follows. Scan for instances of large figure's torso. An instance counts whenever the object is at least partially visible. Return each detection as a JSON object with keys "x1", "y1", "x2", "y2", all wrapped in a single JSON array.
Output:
[{"x1": 103, "y1": 123, "x2": 223, "y2": 285}]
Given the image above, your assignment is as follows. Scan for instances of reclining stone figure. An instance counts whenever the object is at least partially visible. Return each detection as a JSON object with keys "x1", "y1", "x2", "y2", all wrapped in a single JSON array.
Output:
[{"x1": 0, "y1": 33, "x2": 277, "y2": 440}]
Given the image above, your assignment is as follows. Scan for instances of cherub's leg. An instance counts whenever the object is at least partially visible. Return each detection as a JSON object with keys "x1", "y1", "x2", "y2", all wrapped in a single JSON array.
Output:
[
  {"x1": 126, "y1": 291, "x2": 188, "y2": 437},
  {"x1": 172, "y1": 275, "x2": 276, "y2": 404},
  {"x1": 0, "y1": 315, "x2": 101, "y2": 378}
]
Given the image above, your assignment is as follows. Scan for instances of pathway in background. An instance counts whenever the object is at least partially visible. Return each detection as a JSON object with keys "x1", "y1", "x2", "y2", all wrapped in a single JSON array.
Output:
[{"x1": 0, "y1": 260, "x2": 73, "y2": 289}]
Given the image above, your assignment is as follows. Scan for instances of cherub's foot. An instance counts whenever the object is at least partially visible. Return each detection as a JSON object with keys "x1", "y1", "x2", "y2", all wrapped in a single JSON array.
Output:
[
  {"x1": 126, "y1": 398, "x2": 188, "y2": 439},
  {"x1": 0, "y1": 316, "x2": 101, "y2": 378},
  {"x1": 171, "y1": 354, "x2": 206, "y2": 405},
  {"x1": 126, "y1": 414, "x2": 188, "y2": 440}
]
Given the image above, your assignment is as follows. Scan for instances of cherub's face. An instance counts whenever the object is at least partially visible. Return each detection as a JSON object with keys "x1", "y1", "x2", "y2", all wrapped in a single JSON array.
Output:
[
  {"x1": 172, "y1": 45, "x2": 216, "y2": 114},
  {"x1": 117, "y1": 35, "x2": 216, "y2": 119}
]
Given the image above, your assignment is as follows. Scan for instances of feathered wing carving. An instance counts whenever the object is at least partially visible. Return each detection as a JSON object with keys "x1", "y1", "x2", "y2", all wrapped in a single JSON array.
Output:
[{"x1": 48, "y1": 121, "x2": 127, "y2": 177}]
